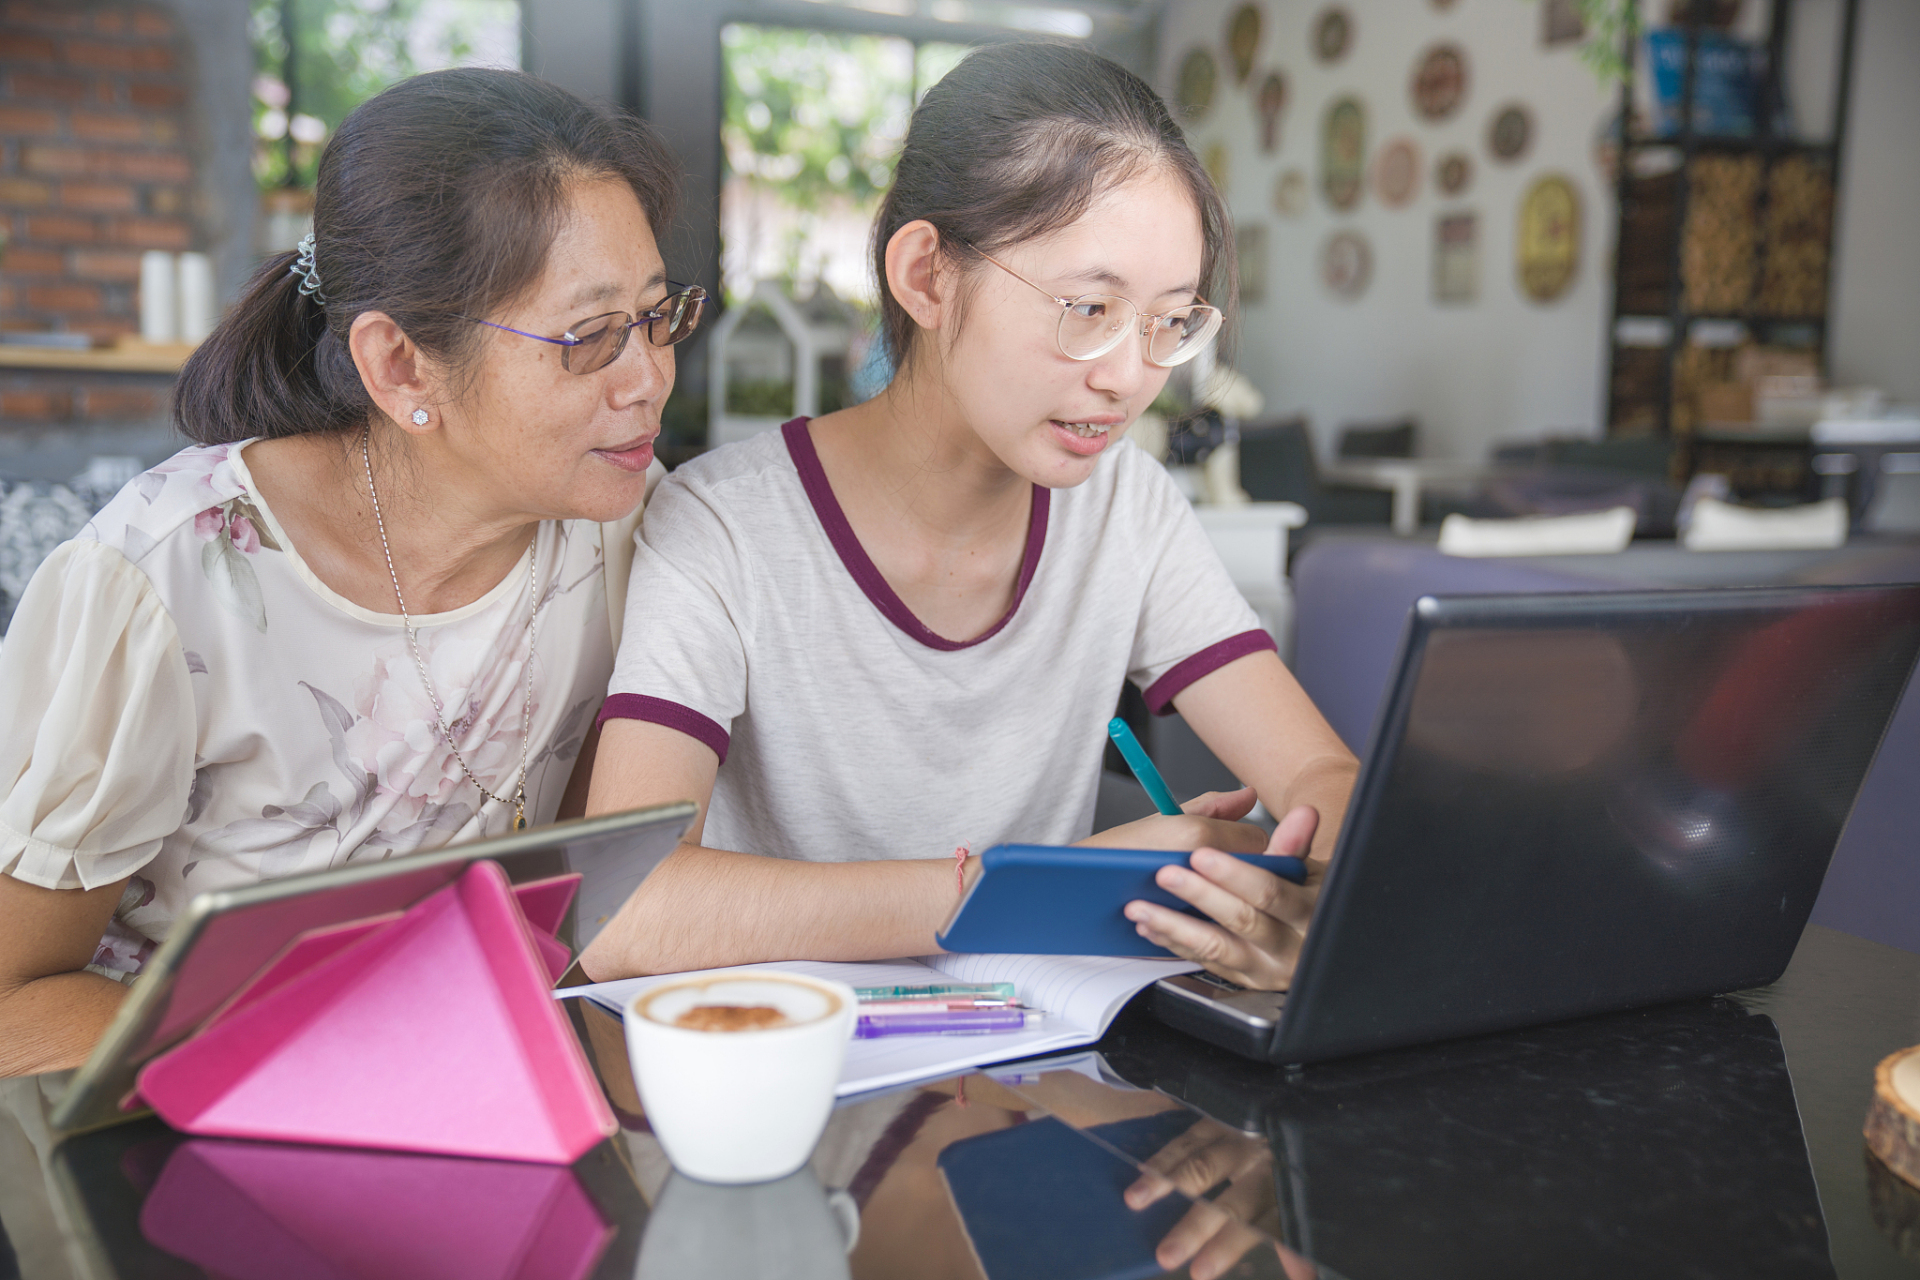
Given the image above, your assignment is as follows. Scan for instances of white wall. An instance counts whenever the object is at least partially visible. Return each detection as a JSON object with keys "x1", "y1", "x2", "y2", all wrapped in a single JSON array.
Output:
[
  {"x1": 1155, "y1": 0, "x2": 1918, "y2": 461},
  {"x1": 1157, "y1": 0, "x2": 1617, "y2": 462}
]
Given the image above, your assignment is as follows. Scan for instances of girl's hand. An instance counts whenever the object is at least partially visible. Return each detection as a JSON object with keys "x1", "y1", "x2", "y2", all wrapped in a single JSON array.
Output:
[
  {"x1": 1078, "y1": 785, "x2": 1272, "y2": 856},
  {"x1": 1122, "y1": 803, "x2": 1322, "y2": 990}
]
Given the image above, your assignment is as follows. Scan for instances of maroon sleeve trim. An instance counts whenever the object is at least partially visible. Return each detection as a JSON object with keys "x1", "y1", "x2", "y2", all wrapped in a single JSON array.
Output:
[
  {"x1": 596, "y1": 694, "x2": 731, "y2": 764},
  {"x1": 1142, "y1": 629, "x2": 1279, "y2": 716}
]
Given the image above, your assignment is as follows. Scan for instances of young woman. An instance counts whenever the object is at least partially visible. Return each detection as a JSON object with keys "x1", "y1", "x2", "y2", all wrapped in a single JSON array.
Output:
[
  {"x1": 584, "y1": 42, "x2": 1358, "y2": 990},
  {"x1": 0, "y1": 69, "x2": 699, "y2": 1077}
]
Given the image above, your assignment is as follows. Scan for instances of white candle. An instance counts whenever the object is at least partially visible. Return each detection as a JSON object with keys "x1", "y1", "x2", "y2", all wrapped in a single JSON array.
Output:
[
  {"x1": 139, "y1": 250, "x2": 176, "y2": 344},
  {"x1": 177, "y1": 252, "x2": 215, "y2": 344}
]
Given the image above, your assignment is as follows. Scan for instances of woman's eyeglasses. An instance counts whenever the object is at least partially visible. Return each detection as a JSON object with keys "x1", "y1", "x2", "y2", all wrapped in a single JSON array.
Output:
[
  {"x1": 467, "y1": 283, "x2": 708, "y2": 374},
  {"x1": 973, "y1": 251, "x2": 1221, "y2": 368}
]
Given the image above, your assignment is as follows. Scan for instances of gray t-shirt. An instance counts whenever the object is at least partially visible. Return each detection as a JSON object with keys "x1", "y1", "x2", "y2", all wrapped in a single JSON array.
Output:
[{"x1": 604, "y1": 419, "x2": 1270, "y2": 862}]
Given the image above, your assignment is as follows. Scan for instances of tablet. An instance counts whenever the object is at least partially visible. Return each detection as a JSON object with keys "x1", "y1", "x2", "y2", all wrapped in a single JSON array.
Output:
[
  {"x1": 50, "y1": 802, "x2": 693, "y2": 1136},
  {"x1": 935, "y1": 844, "x2": 1306, "y2": 958}
]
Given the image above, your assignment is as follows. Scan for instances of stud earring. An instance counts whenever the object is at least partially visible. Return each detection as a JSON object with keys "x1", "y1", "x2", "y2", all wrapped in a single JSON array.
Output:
[{"x1": 411, "y1": 408, "x2": 430, "y2": 426}]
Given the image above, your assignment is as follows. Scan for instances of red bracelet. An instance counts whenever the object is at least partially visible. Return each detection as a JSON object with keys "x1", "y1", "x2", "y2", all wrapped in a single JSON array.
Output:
[{"x1": 954, "y1": 844, "x2": 970, "y2": 898}]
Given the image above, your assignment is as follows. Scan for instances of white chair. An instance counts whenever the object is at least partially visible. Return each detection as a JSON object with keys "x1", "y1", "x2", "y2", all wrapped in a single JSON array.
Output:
[{"x1": 1864, "y1": 453, "x2": 1920, "y2": 535}]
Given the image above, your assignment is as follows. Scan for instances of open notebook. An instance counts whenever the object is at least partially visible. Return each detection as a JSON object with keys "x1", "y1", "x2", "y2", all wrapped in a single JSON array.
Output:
[{"x1": 560, "y1": 953, "x2": 1198, "y2": 1098}]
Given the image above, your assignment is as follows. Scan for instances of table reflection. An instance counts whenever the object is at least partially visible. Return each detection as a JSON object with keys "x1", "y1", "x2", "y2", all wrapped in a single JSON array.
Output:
[
  {"x1": 636, "y1": 1168, "x2": 857, "y2": 1280},
  {"x1": 142, "y1": 1139, "x2": 614, "y2": 1280},
  {"x1": 1092, "y1": 998, "x2": 1835, "y2": 1279},
  {"x1": 49, "y1": 1120, "x2": 647, "y2": 1280}
]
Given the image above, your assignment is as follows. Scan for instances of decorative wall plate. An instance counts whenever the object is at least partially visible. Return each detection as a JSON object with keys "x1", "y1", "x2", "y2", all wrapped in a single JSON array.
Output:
[
  {"x1": 1237, "y1": 224, "x2": 1269, "y2": 305},
  {"x1": 1436, "y1": 150, "x2": 1472, "y2": 196},
  {"x1": 1228, "y1": 4, "x2": 1262, "y2": 84},
  {"x1": 1374, "y1": 137, "x2": 1421, "y2": 207},
  {"x1": 1177, "y1": 47, "x2": 1218, "y2": 122},
  {"x1": 1488, "y1": 103, "x2": 1533, "y2": 162},
  {"x1": 1321, "y1": 229, "x2": 1373, "y2": 298},
  {"x1": 1273, "y1": 168, "x2": 1309, "y2": 216},
  {"x1": 1411, "y1": 43, "x2": 1468, "y2": 121},
  {"x1": 1204, "y1": 141, "x2": 1230, "y2": 197},
  {"x1": 1434, "y1": 211, "x2": 1477, "y2": 303},
  {"x1": 1542, "y1": 0, "x2": 1586, "y2": 45},
  {"x1": 1258, "y1": 71, "x2": 1288, "y2": 153},
  {"x1": 1312, "y1": 7, "x2": 1352, "y2": 63},
  {"x1": 1320, "y1": 95, "x2": 1366, "y2": 211},
  {"x1": 1517, "y1": 173, "x2": 1581, "y2": 302}
]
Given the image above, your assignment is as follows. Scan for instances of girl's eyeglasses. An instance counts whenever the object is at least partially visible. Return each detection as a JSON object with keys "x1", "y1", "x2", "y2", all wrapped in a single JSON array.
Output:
[
  {"x1": 973, "y1": 251, "x2": 1222, "y2": 368},
  {"x1": 466, "y1": 283, "x2": 707, "y2": 374}
]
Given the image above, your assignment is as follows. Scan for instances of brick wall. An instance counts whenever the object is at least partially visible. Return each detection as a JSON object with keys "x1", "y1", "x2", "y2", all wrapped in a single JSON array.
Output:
[
  {"x1": 0, "y1": 0, "x2": 199, "y2": 475},
  {"x1": 1, "y1": 0, "x2": 195, "y2": 343}
]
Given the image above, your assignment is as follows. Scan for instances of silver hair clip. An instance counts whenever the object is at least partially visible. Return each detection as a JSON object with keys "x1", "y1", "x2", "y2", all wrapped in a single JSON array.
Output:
[{"x1": 290, "y1": 232, "x2": 326, "y2": 303}]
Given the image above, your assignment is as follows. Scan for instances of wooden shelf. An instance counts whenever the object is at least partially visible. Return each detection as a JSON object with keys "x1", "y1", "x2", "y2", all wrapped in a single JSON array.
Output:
[
  {"x1": 1623, "y1": 136, "x2": 1838, "y2": 156},
  {"x1": 0, "y1": 342, "x2": 195, "y2": 374},
  {"x1": 1604, "y1": 0, "x2": 1861, "y2": 450}
]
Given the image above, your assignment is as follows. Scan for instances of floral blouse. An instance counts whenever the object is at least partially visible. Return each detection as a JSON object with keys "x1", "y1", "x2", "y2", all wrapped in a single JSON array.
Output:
[{"x1": 0, "y1": 440, "x2": 643, "y2": 979}]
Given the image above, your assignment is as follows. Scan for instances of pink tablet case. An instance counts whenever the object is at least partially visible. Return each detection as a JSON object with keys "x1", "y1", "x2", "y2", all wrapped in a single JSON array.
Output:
[
  {"x1": 141, "y1": 1138, "x2": 613, "y2": 1280},
  {"x1": 137, "y1": 861, "x2": 616, "y2": 1164}
]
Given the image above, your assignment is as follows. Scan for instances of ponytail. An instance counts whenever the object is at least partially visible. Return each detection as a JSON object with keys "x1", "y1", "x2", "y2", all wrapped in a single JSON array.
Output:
[{"x1": 173, "y1": 250, "x2": 368, "y2": 443}]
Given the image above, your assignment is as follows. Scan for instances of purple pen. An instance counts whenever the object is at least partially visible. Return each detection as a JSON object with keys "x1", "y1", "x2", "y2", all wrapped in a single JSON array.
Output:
[{"x1": 854, "y1": 1009, "x2": 1042, "y2": 1039}]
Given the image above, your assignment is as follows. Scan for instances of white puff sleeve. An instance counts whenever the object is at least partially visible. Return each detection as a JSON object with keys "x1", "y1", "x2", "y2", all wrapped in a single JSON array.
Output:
[{"x1": 0, "y1": 539, "x2": 196, "y2": 891}]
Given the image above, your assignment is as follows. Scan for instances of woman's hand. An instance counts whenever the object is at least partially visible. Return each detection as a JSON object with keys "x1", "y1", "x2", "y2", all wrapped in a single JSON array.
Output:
[
  {"x1": 1078, "y1": 786, "x2": 1273, "y2": 856},
  {"x1": 1122, "y1": 803, "x2": 1322, "y2": 990}
]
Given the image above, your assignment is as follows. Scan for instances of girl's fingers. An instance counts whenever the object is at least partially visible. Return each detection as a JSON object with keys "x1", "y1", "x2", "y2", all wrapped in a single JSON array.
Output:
[
  {"x1": 1266, "y1": 804, "x2": 1319, "y2": 858},
  {"x1": 1125, "y1": 898, "x2": 1299, "y2": 988},
  {"x1": 1181, "y1": 786, "x2": 1257, "y2": 822},
  {"x1": 1126, "y1": 848, "x2": 1326, "y2": 986},
  {"x1": 1189, "y1": 847, "x2": 1318, "y2": 933}
]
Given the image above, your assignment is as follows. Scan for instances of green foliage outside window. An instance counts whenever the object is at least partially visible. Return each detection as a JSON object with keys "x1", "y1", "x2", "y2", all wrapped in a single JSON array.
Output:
[
  {"x1": 249, "y1": 0, "x2": 519, "y2": 191},
  {"x1": 722, "y1": 26, "x2": 965, "y2": 215},
  {"x1": 720, "y1": 25, "x2": 969, "y2": 300}
]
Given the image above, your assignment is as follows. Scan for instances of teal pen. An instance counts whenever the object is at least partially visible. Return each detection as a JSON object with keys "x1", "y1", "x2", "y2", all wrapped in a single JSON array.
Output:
[
  {"x1": 853, "y1": 981, "x2": 1017, "y2": 1002},
  {"x1": 1108, "y1": 717, "x2": 1181, "y2": 816}
]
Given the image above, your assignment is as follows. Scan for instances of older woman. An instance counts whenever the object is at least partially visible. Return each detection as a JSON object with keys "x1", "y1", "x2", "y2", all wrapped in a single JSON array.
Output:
[{"x1": 0, "y1": 68, "x2": 699, "y2": 1077}]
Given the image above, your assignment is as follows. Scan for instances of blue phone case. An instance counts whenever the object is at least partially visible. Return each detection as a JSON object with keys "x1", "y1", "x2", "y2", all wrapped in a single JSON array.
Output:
[{"x1": 935, "y1": 844, "x2": 1307, "y2": 958}]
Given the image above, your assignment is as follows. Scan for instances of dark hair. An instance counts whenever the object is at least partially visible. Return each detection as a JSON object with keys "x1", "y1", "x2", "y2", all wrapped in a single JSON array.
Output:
[
  {"x1": 870, "y1": 42, "x2": 1232, "y2": 371},
  {"x1": 175, "y1": 69, "x2": 681, "y2": 443}
]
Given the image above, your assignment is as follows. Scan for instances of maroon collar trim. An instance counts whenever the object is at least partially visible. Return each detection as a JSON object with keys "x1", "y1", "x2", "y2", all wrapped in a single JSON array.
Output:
[{"x1": 781, "y1": 417, "x2": 1049, "y2": 652}]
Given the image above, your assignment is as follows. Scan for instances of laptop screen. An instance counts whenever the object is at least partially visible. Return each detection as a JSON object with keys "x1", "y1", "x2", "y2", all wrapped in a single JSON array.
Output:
[{"x1": 1279, "y1": 583, "x2": 1920, "y2": 1063}]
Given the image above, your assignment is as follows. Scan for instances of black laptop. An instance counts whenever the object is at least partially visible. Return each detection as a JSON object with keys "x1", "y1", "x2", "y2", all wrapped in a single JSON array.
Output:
[{"x1": 1151, "y1": 583, "x2": 1920, "y2": 1065}]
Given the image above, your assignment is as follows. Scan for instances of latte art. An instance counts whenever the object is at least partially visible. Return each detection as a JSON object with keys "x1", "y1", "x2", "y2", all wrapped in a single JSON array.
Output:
[{"x1": 675, "y1": 1004, "x2": 791, "y2": 1032}]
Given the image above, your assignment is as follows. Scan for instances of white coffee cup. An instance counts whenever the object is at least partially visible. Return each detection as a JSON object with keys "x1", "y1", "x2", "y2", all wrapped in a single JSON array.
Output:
[{"x1": 623, "y1": 971, "x2": 856, "y2": 1184}]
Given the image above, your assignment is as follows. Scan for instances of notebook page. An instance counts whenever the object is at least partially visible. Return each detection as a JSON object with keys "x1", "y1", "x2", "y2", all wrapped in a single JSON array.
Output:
[{"x1": 917, "y1": 953, "x2": 1199, "y2": 1036}]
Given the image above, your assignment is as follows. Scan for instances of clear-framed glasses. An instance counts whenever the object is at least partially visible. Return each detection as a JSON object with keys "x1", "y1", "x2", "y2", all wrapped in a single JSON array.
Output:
[
  {"x1": 465, "y1": 282, "x2": 707, "y2": 374},
  {"x1": 974, "y1": 250, "x2": 1222, "y2": 368}
]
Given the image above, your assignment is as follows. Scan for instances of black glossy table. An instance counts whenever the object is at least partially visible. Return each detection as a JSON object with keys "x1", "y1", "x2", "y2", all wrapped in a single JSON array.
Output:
[{"x1": 6, "y1": 924, "x2": 1919, "y2": 1280}]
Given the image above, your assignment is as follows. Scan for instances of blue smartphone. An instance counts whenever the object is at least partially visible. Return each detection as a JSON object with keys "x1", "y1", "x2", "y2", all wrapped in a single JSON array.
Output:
[{"x1": 937, "y1": 844, "x2": 1308, "y2": 958}]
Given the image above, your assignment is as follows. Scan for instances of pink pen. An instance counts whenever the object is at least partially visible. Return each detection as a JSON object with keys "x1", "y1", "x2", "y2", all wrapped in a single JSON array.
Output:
[{"x1": 855, "y1": 999, "x2": 1021, "y2": 1016}]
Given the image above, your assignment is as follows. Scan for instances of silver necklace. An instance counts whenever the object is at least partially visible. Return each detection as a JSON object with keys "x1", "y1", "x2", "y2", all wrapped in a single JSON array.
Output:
[{"x1": 361, "y1": 426, "x2": 540, "y2": 831}]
